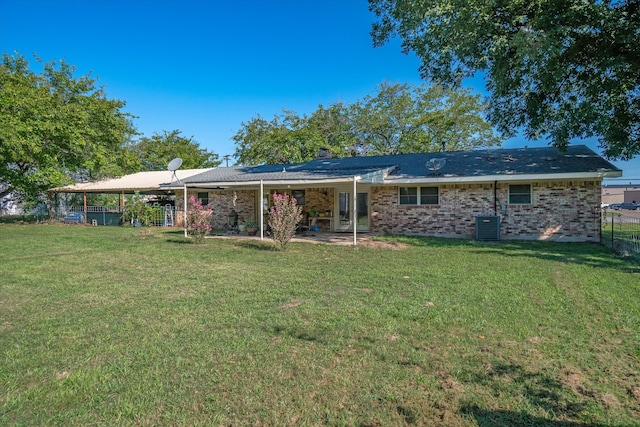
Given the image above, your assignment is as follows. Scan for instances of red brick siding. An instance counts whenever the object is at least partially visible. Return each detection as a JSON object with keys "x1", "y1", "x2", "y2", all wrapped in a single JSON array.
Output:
[
  {"x1": 176, "y1": 180, "x2": 602, "y2": 242},
  {"x1": 176, "y1": 189, "x2": 255, "y2": 230},
  {"x1": 371, "y1": 180, "x2": 601, "y2": 242},
  {"x1": 177, "y1": 188, "x2": 336, "y2": 231}
]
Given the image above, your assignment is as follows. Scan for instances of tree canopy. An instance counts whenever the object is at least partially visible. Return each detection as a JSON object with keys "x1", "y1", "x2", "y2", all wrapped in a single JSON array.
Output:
[
  {"x1": 369, "y1": 0, "x2": 640, "y2": 160},
  {"x1": 125, "y1": 130, "x2": 221, "y2": 172},
  {"x1": 233, "y1": 81, "x2": 502, "y2": 165},
  {"x1": 0, "y1": 53, "x2": 136, "y2": 203}
]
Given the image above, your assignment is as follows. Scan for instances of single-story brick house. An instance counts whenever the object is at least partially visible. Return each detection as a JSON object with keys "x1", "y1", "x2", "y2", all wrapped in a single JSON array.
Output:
[{"x1": 164, "y1": 145, "x2": 621, "y2": 243}]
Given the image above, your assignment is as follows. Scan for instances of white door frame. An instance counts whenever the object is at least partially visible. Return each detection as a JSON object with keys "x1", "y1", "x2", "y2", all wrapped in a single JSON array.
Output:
[{"x1": 334, "y1": 183, "x2": 369, "y2": 233}]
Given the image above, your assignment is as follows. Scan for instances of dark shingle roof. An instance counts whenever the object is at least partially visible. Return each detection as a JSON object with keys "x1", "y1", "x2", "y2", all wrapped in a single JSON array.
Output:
[
  {"x1": 384, "y1": 145, "x2": 621, "y2": 180},
  {"x1": 173, "y1": 145, "x2": 620, "y2": 186}
]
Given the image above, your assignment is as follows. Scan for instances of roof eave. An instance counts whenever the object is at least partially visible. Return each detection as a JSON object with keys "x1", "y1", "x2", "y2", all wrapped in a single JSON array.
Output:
[{"x1": 163, "y1": 176, "x2": 363, "y2": 189}]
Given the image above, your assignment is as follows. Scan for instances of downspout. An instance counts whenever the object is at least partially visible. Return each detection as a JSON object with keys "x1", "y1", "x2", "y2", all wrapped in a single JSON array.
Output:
[
  {"x1": 183, "y1": 183, "x2": 188, "y2": 238},
  {"x1": 83, "y1": 192, "x2": 87, "y2": 225},
  {"x1": 259, "y1": 180, "x2": 264, "y2": 241},
  {"x1": 353, "y1": 176, "x2": 357, "y2": 246}
]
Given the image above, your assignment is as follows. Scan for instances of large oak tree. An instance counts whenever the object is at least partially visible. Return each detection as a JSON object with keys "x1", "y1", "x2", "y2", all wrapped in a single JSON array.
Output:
[
  {"x1": 0, "y1": 53, "x2": 136, "y2": 203},
  {"x1": 369, "y1": 0, "x2": 640, "y2": 160},
  {"x1": 233, "y1": 82, "x2": 502, "y2": 165}
]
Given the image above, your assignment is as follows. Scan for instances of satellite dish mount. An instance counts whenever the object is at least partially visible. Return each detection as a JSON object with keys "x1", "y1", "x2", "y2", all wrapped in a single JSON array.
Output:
[{"x1": 167, "y1": 157, "x2": 183, "y2": 183}]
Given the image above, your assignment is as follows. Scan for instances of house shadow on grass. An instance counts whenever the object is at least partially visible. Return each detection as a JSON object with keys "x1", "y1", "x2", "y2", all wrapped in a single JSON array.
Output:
[
  {"x1": 468, "y1": 241, "x2": 640, "y2": 273},
  {"x1": 377, "y1": 235, "x2": 640, "y2": 273}
]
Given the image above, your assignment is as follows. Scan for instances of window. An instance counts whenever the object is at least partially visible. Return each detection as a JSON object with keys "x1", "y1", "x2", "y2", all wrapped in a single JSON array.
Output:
[
  {"x1": 420, "y1": 187, "x2": 439, "y2": 205},
  {"x1": 399, "y1": 187, "x2": 418, "y2": 205},
  {"x1": 399, "y1": 186, "x2": 439, "y2": 205},
  {"x1": 509, "y1": 184, "x2": 531, "y2": 204},
  {"x1": 291, "y1": 190, "x2": 306, "y2": 205},
  {"x1": 197, "y1": 191, "x2": 209, "y2": 205}
]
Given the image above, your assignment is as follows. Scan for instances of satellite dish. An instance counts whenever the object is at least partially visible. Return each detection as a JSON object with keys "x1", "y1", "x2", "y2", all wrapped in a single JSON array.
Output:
[
  {"x1": 427, "y1": 158, "x2": 447, "y2": 174},
  {"x1": 167, "y1": 158, "x2": 183, "y2": 171},
  {"x1": 167, "y1": 158, "x2": 183, "y2": 183}
]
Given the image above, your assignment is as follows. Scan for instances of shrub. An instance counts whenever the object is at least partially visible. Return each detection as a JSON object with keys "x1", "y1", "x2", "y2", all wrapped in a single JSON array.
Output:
[
  {"x1": 267, "y1": 192, "x2": 302, "y2": 248},
  {"x1": 122, "y1": 192, "x2": 154, "y2": 226},
  {"x1": 187, "y1": 195, "x2": 212, "y2": 243}
]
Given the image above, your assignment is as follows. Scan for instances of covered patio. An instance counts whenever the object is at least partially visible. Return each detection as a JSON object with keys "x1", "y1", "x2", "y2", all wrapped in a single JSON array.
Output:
[
  {"x1": 47, "y1": 169, "x2": 209, "y2": 225},
  {"x1": 162, "y1": 162, "x2": 395, "y2": 247}
]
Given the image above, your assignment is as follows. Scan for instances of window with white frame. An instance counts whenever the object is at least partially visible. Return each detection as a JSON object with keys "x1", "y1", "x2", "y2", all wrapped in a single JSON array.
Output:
[
  {"x1": 399, "y1": 186, "x2": 439, "y2": 205},
  {"x1": 420, "y1": 187, "x2": 439, "y2": 205},
  {"x1": 508, "y1": 184, "x2": 531, "y2": 204}
]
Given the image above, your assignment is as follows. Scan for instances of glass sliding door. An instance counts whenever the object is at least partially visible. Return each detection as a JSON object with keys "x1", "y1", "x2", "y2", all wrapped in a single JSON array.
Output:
[{"x1": 335, "y1": 189, "x2": 369, "y2": 232}]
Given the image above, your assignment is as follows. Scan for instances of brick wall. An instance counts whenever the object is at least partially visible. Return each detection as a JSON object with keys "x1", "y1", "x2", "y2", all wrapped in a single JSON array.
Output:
[
  {"x1": 176, "y1": 187, "x2": 336, "y2": 231},
  {"x1": 370, "y1": 180, "x2": 602, "y2": 242},
  {"x1": 175, "y1": 180, "x2": 602, "y2": 242},
  {"x1": 176, "y1": 189, "x2": 256, "y2": 230}
]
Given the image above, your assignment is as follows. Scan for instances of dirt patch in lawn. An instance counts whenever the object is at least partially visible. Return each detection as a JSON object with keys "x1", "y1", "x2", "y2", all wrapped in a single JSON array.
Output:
[{"x1": 280, "y1": 300, "x2": 304, "y2": 309}]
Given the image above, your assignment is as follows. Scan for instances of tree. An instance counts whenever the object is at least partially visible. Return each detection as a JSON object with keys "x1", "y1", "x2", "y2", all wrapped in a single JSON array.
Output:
[
  {"x1": 233, "y1": 82, "x2": 500, "y2": 165},
  {"x1": 267, "y1": 192, "x2": 303, "y2": 249},
  {"x1": 186, "y1": 195, "x2": 213, "y2": 243},
  {"x1": 0, "y1": 53, "x2": 136, "y2": 203},
  {"x1": 350, "y1": 82, "x2": 501, "y2": 155},
  {"x1": 232, "y1": 109, "x2": 346, "y2": 165},
  {"x1": 369, "y1": 0, "x2": 640, "y2": 160},
  {"x1": 125, "y1": 130, "x2": 221, "y2": 172}
]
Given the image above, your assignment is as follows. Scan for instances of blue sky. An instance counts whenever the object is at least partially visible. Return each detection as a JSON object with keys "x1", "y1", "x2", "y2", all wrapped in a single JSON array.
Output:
[{"x1": 1, "y1": 0, "x2": 638, "y2": 182}]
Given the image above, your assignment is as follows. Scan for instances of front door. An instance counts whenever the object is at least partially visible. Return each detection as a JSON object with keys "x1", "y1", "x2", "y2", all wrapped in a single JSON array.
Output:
[{"x1": 335, "y1": 188, "x2": 369, "y2": 232}]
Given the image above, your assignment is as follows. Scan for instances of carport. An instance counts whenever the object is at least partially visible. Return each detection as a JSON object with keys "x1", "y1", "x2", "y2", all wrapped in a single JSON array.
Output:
[{"x1": 48, "y1": 169, "x2": 209, "y2": 225}]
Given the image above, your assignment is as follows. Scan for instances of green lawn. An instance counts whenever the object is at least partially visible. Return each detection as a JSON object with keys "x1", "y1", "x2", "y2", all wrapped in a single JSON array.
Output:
[{"x1": 1, "y1": 224, "x2": 639, "y2": 426}]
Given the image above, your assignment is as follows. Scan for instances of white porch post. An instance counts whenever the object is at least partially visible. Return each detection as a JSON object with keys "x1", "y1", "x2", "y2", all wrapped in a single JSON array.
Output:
[
  {"x1": 353, "y1": 176, "x2": 357, "y2": 246},
  {"x1": 259, "y1": 180, "x2": 264, "y2": 240},
  {"x1": 183, "y1": 184, "x2": 188, "y2": 238}
]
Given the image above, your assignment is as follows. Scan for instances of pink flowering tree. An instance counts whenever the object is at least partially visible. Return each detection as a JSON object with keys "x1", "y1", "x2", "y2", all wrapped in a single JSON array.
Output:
[
  {"x1": 187, "y1": 195, "x2": 212, "y2": 243},
  {"x1": 267, "y1": 192, "x2": 303, "y2": 249}
]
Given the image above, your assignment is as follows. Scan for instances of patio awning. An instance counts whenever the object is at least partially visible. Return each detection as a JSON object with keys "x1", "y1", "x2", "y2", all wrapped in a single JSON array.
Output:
[{"x1": 160, "y1": 165, "x2": 397, "y2": 189}]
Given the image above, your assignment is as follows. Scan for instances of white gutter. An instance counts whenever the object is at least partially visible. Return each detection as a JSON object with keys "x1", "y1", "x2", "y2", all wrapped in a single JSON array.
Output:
[{"x1": 163, "y1": 176, "x2": 369, "y2": 190}]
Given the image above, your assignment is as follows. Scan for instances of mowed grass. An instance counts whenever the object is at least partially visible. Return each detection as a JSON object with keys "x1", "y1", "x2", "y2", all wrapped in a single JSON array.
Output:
[{"x1": 1, "y1": 225, "x2": 639, "y2": 426}]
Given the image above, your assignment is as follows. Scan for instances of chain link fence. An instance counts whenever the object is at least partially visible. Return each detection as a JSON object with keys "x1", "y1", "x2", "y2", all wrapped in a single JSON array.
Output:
[{"x1": 602, "y1": 209, "x2": 640, "y2": 260}]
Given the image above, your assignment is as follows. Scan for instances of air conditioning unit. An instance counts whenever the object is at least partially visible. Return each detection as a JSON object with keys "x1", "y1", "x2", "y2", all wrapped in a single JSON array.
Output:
[{"x1": 476, "y1": 216, "x2": 500, "y2": 241}]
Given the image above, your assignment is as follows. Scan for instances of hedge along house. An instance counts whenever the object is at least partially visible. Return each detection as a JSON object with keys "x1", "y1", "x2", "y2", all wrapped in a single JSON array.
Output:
[{"x1": 163, "y1": 145, "x2": 621, "y2": 244}]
